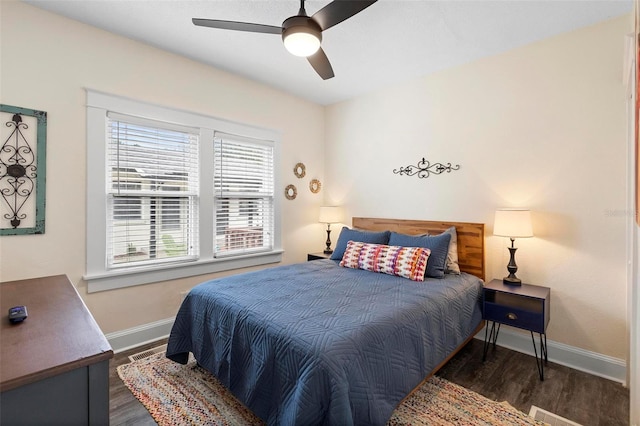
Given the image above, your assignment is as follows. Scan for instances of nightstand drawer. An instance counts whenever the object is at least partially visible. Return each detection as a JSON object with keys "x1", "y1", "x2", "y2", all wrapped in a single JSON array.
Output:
[{"x1": 483, "y1": 302, "x2": 545, "y2": 333}]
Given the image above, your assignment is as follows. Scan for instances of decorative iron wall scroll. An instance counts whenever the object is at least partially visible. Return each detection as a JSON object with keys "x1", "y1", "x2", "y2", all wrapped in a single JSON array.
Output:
[
  {"x1": 393, "y1": 157, "x2": 460, "y2": 179},
  {"x1": 0, "y1": 104, "x2": 47, "y2": 235}
]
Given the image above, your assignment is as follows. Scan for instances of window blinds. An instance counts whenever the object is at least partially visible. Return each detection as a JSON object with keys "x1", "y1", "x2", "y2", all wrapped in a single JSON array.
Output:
[
  {"x1": 214, "y1": 132, "x2": 274, "y2": 256},
  {"x1": 106, "y1": 113, "x2": 199, "y2": 267}
]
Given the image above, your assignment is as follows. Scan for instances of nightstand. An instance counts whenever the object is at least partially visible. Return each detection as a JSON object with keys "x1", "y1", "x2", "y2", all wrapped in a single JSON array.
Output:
[
  {"x1": 307, "y1": 252, "x2": 332, "y2": 261},
  {"x1": 482, "y1": 279, "x2": 550, "y2": 380}
]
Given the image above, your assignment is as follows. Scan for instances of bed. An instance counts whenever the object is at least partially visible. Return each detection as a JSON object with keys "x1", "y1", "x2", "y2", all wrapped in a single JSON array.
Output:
[{"x1": 166, "y1": 217, "x2": 485, "y2": 425}]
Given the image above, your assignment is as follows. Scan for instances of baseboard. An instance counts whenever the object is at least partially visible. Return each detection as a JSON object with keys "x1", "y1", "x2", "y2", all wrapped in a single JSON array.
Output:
[
  {"x1": 105, "y1": 317, "x2": 175, "y2": 354},
  {"x1": 474, "y1": 326, "x2": 627, "y2": 385},
  {"x1": 105, "y1": 318, "x2": 627, "y2": 384}
]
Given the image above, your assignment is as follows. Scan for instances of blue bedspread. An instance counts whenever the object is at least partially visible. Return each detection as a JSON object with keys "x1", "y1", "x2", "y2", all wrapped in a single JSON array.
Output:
[{"x1": 166, "y1": 259, "x2": 482, "y2": 425}]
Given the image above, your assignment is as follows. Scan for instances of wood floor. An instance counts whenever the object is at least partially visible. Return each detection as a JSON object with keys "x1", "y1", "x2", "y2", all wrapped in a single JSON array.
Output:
[
  {"x1": 437, "y1": 339, "x2": 629, "y2": 426},
  {"x1": 110, "y1": 338, "x2": 630, "y2": 426}
]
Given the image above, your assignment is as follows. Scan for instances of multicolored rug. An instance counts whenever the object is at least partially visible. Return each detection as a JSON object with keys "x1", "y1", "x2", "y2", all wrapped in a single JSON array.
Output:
[{"x1": 117, "y1": 351, "x2": 545, "y2": 426}]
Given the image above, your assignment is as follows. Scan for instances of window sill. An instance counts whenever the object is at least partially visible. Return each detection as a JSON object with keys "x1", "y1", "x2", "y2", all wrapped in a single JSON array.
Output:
[{"x1": 84, "y1": 250, "x2": 284, "y2": 293}]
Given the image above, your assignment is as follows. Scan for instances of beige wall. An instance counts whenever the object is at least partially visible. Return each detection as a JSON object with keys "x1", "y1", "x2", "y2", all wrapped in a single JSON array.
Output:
[
  {"x1": 325, "y1": 15, "x2": 631, "y2": 359},
  {"x1": 0, "y1": 1, "x2": 326, "y2": 333}
]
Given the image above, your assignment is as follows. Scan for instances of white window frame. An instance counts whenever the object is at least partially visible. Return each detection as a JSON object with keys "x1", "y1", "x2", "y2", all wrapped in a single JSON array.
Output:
[{"x1": 85, "y1": 90, "x2": 283, "y2": 293}]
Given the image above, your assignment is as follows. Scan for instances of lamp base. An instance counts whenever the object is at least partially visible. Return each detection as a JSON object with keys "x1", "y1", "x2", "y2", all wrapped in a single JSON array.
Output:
[
  {"x1": 504, "y1": 242, "x2": 522, "y2": 286},
  {"x1": 503, "y1": 276, "x2": 522, "y2": 286},
  {"x1": 324, "y1": 226, "x2": 332, "y2": 255}
]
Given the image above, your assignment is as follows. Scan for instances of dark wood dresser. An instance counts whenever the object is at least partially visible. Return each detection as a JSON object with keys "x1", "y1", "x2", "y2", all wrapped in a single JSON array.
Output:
[{"x1": 0, "y1": 275, "x2": 113, "y2": 425}]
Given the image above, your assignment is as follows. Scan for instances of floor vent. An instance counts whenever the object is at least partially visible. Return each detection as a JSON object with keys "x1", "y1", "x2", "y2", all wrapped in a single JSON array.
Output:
[
  {"x1": 529, "y1": 406, "x2": 583, "y2": 426},
  {"x1": 128, "y1": 344, "x2": 167, "y2": 362}
]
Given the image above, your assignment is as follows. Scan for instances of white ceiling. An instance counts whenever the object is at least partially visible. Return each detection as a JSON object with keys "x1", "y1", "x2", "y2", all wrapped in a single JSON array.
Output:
[{"x1": 24, "y1": 0, "x2": 632, "y2": 105}]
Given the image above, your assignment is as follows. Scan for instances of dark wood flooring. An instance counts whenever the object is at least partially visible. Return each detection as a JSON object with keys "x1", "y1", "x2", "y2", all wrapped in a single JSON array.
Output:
[
  {"x1": 110, "y1": 338, "x2": 630, "y2": 426},
  {"x1": 437, "y1": 339, "x2": 629, "y2": 426},
  {"x1": 110, "y1": 340, "x2": 163, "y2": 426}
]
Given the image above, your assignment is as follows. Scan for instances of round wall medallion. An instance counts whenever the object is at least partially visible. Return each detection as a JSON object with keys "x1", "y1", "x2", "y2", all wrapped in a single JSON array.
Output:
[
  {"x1": 309, "y1": 178, "x2": 321, "y2": 194},
  {"x1": 293, "y1": 163, "x2": 306, "y2": 179},
  {"x1": 285, "y1": 184, "x2": 297, "y2": 200}
]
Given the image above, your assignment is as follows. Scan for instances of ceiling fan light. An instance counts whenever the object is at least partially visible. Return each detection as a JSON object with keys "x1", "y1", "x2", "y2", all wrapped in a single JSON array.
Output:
[
  {"x1": 282, "y1": 16, "x2": 322, "y2": 57},
  {"x1": 284, "y1": 31, "x2": 321, "y2": 57}
]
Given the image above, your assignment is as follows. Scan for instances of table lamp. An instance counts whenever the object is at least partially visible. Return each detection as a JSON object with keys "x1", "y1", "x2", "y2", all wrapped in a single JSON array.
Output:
[
  {"x1": 319, "y1": 206, "x2": 343, "y2": 254},
  {"x1": 493, "y1": 209, "x2": 533, "y2": 285}
]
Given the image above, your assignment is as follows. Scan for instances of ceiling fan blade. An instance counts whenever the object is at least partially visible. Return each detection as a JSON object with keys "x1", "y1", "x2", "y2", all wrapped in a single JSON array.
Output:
[
  {"x1": 192, "y1": 18, "x2": 282, "y2": 35},
  {"x1": 307, "y1": 48, "x2": 334, "y2": 80},
  {"x1": 311, "y1": 0, "x2": 377, "y2": 31}
]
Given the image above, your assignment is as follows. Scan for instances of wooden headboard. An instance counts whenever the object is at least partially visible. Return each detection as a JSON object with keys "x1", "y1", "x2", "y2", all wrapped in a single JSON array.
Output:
[{"x1": 352, "y1": 217, "x2": 485, "y2": 281}]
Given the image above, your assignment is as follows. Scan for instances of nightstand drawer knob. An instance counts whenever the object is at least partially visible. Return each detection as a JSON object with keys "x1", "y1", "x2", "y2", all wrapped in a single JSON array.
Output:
[{"x1": 507, "y1": 312, "x2": 518, "y2": 320}]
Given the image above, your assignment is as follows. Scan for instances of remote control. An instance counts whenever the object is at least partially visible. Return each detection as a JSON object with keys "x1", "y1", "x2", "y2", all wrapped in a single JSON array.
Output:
[{"x1": 8, "y1": 305, "x2": 27, "y2": 323}]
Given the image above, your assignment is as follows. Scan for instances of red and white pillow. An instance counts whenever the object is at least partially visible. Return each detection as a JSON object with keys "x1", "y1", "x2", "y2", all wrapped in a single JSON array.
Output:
[{"x1": 339, "y1": 240, "x2": 431, "y2": 282}]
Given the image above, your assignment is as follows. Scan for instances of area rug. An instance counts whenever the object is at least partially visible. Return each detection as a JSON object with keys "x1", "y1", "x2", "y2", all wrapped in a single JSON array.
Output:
[{"x1": 117, "y1": 351, "x2": 545, "y2": 426}]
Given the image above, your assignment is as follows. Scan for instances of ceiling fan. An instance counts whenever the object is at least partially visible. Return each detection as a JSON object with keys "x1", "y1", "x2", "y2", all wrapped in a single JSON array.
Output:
[{"x1": 192, "y1": 0, "x2": 378, "y2": 80}]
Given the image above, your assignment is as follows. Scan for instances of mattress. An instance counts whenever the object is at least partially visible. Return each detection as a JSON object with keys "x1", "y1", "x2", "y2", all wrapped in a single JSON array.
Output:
[{"x1": 166, "y1": 259, "x2": 483, "y2": 425}]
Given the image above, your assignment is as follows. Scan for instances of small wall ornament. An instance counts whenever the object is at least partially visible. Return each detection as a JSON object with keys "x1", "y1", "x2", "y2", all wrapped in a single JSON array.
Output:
[
  {"x1": 309, "y1": 178, "x2": 321, "y2": 194},
  {"x1": 285, "y1": 184, "x2": 297, "y2": 200},
  {"x1": 293, "y1": 163, "x2": 306, "y2": 178},
  {"x1": 0, "y1": 104, "x2": 47, "y2": 235},
  {"x1": 393, "y1": 157, "x2": 460, "y2": 179}
]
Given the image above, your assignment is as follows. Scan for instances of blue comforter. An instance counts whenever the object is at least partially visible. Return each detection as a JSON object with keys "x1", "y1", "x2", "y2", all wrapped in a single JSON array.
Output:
[{"x1": 166, "y1": 259, "x2": 482, "y2": 425}]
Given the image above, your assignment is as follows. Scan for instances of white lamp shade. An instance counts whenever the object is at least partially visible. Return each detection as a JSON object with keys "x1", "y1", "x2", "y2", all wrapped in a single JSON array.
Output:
[
  {"x1": 493, "y1": 209, "x2": 533, "y2": 238},
  {"x1": 319, "y1": 206, "x2": 343, "y2": 224}
]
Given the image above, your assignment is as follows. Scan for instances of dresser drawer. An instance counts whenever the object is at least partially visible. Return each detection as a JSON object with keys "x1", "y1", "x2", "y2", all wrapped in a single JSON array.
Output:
[{"x1": 483, "y1": 302, "x2": 545, "y2": 334}]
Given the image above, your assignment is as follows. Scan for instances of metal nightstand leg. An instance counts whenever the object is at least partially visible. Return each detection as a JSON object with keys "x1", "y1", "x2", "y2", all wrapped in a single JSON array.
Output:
[
  {"x1": 530, "y1": 332, "x2": 548, "y2": 381},
  {"x1": 482, "y1": 321, "x2": 501, "y2": 362}
]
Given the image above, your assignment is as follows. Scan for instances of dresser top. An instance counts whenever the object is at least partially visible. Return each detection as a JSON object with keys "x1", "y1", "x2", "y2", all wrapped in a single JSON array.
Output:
[{"x1": 1, "y1": 275, "x2": 113, "y2": 392}]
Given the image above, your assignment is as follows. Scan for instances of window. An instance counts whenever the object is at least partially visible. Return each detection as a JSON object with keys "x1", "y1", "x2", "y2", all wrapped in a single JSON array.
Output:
[
  {"x1": 214, "y1": 133, "x2": 274, "y2": 256},
  {"x1": 86, "y1": 91, "x2": 282, "y2": 292},
  {"x1": 107, "y1": 115, "x2": 199, "y2": 267}
]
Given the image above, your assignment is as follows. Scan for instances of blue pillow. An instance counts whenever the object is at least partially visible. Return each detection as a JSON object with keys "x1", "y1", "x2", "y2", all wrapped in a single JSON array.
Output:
[
  {"x1": 330, "y1": 227, "x2": 391, "y2": 260},
  {"x1": 388, "y1": 231, "x2": 452, "y2": 278}
]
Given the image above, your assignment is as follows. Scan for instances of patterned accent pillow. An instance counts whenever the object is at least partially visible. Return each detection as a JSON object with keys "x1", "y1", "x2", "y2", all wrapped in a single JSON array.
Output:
[
  {"x1": 339, "y1": 241, "x2": 431, "y2": 282},
  {"x1": 387, "y1": 231, "x2": 451, "y2": 278}
]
